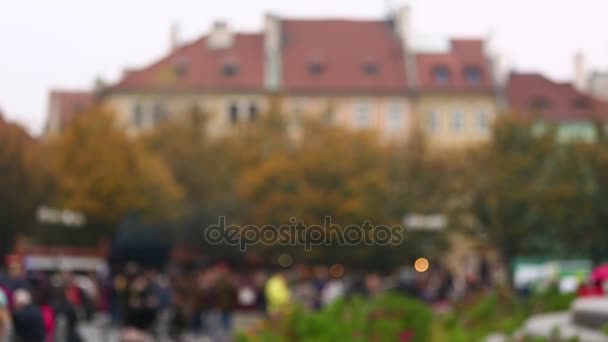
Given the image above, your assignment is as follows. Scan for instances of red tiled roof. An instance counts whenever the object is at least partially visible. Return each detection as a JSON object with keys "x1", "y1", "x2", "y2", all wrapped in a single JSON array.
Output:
[
  {"x1": 507, "y1": 73, "x2": 608, "y2": 122},
  {"x1": 48, "y1": 91, "x2": 94, "y2": 122},
  {"x1": 110, "y1": 33, "x2": 264, "y2": 92},
  {"x1": 280, "y1": 19, "x2": 408, "y2": 93},
  {"x1": 415, "y1": 39, "x2": 493, "y2": 91}
]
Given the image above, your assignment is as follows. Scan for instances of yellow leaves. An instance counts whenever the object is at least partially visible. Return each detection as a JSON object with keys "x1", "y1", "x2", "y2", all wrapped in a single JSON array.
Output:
[
  {"x1": 46, "y1": 106, "x2": 182, "y2": 228},
  {"x1": 236, "y1": 122, "x2": 392, "y2": 227},
  {"x1": 0, "y1": 118, "x2": 49, "y2": 237}
]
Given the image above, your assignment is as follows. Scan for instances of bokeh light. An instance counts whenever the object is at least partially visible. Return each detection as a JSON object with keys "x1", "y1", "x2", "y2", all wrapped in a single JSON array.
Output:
[
  {"x1": 278, "y1": 253, "x2": 293, "y2": 268},
  {"x1": 329, "y1": 263, "x2": 345, "y2": 278},
  {"x1": 414, "y1": 258, "x2": 429, "y2": 272}
]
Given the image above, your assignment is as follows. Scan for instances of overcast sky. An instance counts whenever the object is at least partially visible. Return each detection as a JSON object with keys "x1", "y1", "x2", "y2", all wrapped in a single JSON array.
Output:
[{"x1": 1, "y1": 0, "x2": 607, "y2": 134}]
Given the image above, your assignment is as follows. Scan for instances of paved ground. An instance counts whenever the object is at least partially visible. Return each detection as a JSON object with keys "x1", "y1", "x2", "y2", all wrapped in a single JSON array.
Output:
[
  {"x1": 518, "y1": 312, "x2": 608, "y2": 342},
  {"x1": 79, "y1": 312, "x2": 263, "y2": 342}
]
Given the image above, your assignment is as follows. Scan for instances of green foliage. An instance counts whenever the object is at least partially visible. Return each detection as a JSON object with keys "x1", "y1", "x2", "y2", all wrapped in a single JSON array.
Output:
[
  {"x1": 471, "y1": 117, "x2": 608, "y2": 275},
  {"x1": 239, "y1": 293, "x2": 432, "y2": 342}
]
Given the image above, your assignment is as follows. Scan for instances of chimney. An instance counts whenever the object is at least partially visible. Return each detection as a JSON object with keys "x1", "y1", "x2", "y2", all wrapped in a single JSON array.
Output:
[
  {"x1": 264, "y1": 13, "x2": 282, "y2": 91},
  {"x1": 393, "y1": 5, "x2": 412, "y2": 48},
  {"x1": 207, "y1": 20, "x2": 234, "y2": 50},
  {"x1": 574, "y1": 51, "x2": 587, "y2": 92},
  {"x1": 393, "y1": 5, "x2": 418, "y2": 90},
  {"x1": 169, "y1": 23, "x2": 180, "y2": 51}
]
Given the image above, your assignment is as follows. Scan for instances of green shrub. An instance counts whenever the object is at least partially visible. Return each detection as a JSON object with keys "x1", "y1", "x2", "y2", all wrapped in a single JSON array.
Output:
[{"x1": 239, "y1": 293, "x2": 432, "y2": 342}]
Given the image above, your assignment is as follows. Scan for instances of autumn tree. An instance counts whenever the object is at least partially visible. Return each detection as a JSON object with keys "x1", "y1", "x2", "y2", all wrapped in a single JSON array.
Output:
[
  {"x1": 469, "y1": 117, "x2": 608, "y2": 280},
  {"x1": 236, "y1": 120, "x2": 401, "y2": 267},
  {"x1": 0, "y1": 116, "x2": 50, "y2": 259},
  {"x1": 45, "y1": 106, "x2": 182, "y2": 239}
]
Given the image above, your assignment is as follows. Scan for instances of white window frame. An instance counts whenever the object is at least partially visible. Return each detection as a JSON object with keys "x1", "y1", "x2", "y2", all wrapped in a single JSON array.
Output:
[
  {"x1": 451, "y1": 110, "x2": 464, "y2": 134},
  {"x1": 354, "y1": 102, "x2": 371, "y2": 129},
  {"x1": 427, "y1": 111, "x2": 439, "y2": 133},
  {"x1": 477, "y1": 110, "x2": 490, "y2": 133},
  {"x1": 386, "y1": 102, "x2": 404, "y2": 133}
]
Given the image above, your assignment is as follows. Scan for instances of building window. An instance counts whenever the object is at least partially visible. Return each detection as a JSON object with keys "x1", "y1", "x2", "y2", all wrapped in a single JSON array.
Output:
[
  {"x1": 290, "y1": 99, "x2": 306, "y2": 115},
  {"x1": 249, "y1": 103, "x2": 258, "y2": 122},
  {"x1": 451, "y1": 111, "x2": 464, "y2": 133},
  {"x1": 362, "y1": 62, "x2": 379, "y2": 75},
  {"x1": 464, "y1": 67, "x2": 481, "y2": 86},
  {"x1": 354, "y1": 102, "x2": 371, "y2": 129},
  {"x1": 308, "y1": 61, "x2": 325, "y2": 76},
  {"x1": 323, "y1": 109, "x2": 335, "y2": 125},
  {"x1": 530, "y1": 96, "x2": 551, "y2": 110},
  {"x1": 573, "y1": 97, "x2": 590, "y2": 109},
  {"x1": 477, "y1": 111, "x2": 490, "y2": 133},
  {"x1": 386, "y1": 102, "x2": 404, "y2": 132},
  {"x1": 221, "y1": 61, "x2": 239, "y2": 77},
  {"x1": 132, "y1": 103, "x2": 144, "y2": 128},
  {"x1": 227, "y1": 102, "x2": 239, "y2": 124},
  {"x1": 153, "y1": 103, "x2": 168, "y2": 126},
  {"x1": 433, "y1": 67, "x2": 450, "y2": 86},
  {"x1": 174, "y1": 59, "x2": 189, "y2": 78},
  {"x1": 426, "y1": 111, "x2": 438, "y2": 133}
]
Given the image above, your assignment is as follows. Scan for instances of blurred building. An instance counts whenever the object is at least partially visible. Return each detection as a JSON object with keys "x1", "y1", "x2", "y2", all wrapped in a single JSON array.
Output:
[
  {"x1": 44, "y1": 90, "x2": 94, "y2": 136},
  {"x1": 273, "y1": 12, "x2": 411, "y2": 141},
  {"x1": 97, "y1": 7, "x2": 502, "y2": 146},
  {"x1": 588, "y1": 71, "x2": 608, "y2": 102},
  {"x1": 412, "y1": 39, "x2": 499, "y2": 148},
  {"x1": 102, "y1": 21, "x2": 267, "y2": 137},
  {"x1": 100, "y1": 10, "x2": 417, "y2": 141},
  {"x1": 506, "y1": 72, "x2": 608, "y2": 142}
]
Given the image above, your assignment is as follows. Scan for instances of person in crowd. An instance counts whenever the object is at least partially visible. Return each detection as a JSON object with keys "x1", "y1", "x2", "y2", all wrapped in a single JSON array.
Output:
[
  {"x1": 321, "y1": 269, "x2": 345, "y2": 307},
  {"x1": 292, "y1": 265, "x2": 317, "y2": 311},
  {"x1": 577, "y1": 279, "x2": 604, "y2": 297},
  {"x1": 312, "y1": 266, "x2": 329, "y2": 310},
  {"x1": 12, "y1": 289, "x2": 46, "y2": 342},
  {"x1": 6, "y1": 262, "x2": 27, "y2": 292},
  {"x1": 364, "y1": 273, "x2": 383, "y2": 298},
  {"x1": 124, "y1": 273, "x2": 159, "y2": 334},
  {"x1": 36, "y1": 291, "x2": 56, "y2": 342},
  {"x1": 252, "y1": 271, "x2": 268, "y2": 314},
  {"x1": 169, "y1": 287, "x2": 189, "y2": 341},
  {"x1": 265, "y1": 270, "x2": 291, "y2": 318},
  {"x1": 111, "y1": 272, "x2": 129, "y2": 325},
  {"x1": 214, "y1": 264, "x2": 236, "y2": 333},
  {"x1": 51, "y1": 285, "x2": 82, "y2": 342},
  {"x1": 437, "y1": 265, "x2": 454, "y2": 302},
  {"x1": 0, "y1": 287, "x2": 10, "y2": 342}
]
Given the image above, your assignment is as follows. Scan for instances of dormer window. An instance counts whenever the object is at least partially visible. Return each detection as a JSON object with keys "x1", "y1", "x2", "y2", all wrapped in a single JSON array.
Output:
[
  {"x1": 362, "y1": 62, "x2": 379, "y2": 75},
  {"x1": 308, "y1": 61, "x2": 325, "y2": 76},
  {"x1": 174, "y1": 59, "x2": 188, "y2": 78},
  {"x1": 221, "y1": 61, "x2": 239, "y2": 77},
  {"x1": 153, "y1": 103, "x2": 168, "y2": 126},
  {"x1": 228, "y1": 102, "x2": 239, "y2": 124},
  {"x1": 464, "y1": 67, "x2": 481, "y2": 86},
  {"x1": 530, "y1": 96, "x2": 551, "y2": 110},
  {"x1": 132, "y1": 103, "x2": 144, "y2": 128},
  {"x1": 573, "y1": 97, "x2": 590, "y2": 109},
  {"x1": 249, "y1": 103, "x2": 258, "y2": 122},
  {"x1": 433, "y1": 67, "x2": 450, "y2": 86}
]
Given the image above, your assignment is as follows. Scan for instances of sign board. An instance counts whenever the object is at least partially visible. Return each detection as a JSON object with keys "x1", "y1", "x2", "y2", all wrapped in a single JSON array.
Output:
[
  {"x1": 403, "y1": 214, "x2": 447, "y2": 231},
  {"x1": 37, "y1": 206, "x2": 86, "y2": 227},
  {"x1": 23, "y1": 255, "x2": 106, "y2": 272},
  {"x1": 513, "y1": 258, "x2": 592, "y2": 291}
]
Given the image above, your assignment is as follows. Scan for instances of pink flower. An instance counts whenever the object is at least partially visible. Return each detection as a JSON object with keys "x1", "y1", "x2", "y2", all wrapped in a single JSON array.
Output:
[{"x1": 399, "y1": 330, "x2": 415, "y2": 342}]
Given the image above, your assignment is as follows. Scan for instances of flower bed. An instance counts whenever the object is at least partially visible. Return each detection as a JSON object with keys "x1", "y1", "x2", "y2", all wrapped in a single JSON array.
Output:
[{"x1": 238, "y1": 293, "x2": 432, "y2": 342}]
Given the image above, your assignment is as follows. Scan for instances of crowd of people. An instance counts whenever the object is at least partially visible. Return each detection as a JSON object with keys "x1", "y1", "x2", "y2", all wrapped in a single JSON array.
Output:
[{"x1": 0, "y1": 258, "x2": 470, "y2": 342}]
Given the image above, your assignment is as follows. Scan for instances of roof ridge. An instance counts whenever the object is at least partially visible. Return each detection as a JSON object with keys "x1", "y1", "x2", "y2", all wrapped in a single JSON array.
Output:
[{"x1": 282, "y1": 17, "x2": 389, "y2": 24}]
